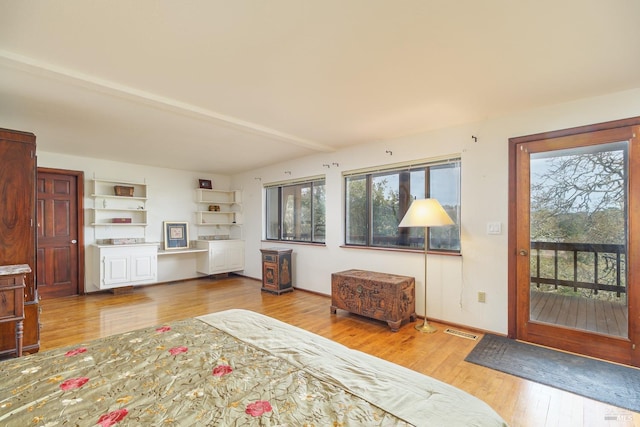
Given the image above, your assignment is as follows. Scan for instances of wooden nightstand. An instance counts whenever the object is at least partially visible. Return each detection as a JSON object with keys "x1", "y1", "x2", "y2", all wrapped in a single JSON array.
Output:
[
  {"x1": 260, "y1": 248, "x2": 293, "y2": 295},
  {"x1": 0, "y1": 264, "x2": 30, "y2": 357}
]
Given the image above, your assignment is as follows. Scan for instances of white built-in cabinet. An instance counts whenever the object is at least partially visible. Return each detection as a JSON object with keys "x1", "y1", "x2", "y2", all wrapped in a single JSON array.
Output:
[
  {"x1": 196, "y1": 240, "x2": 244, "y2": 275},
  {"x1": 93, "y1": 243, "x2": 158, "y2": 290}
]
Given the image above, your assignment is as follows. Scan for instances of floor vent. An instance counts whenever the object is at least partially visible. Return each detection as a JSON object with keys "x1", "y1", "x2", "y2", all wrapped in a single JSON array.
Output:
[{"x1": 444, "y1": 328, "x2": 478, "y2": 340}]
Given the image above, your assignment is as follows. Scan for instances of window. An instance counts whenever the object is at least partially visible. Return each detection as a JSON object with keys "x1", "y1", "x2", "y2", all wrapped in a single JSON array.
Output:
[
  {"x1": 265, "y1": 177, "x2": 326, "y2": 243},
  {"x1": 345, "y1": 159, "x2": 460, "y2": 252}
]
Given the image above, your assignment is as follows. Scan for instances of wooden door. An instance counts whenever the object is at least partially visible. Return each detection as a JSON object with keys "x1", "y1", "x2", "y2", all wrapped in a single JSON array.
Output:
[
  {"x1": 36, "y1": 169, "x2": 84, "y2": 299},
  {"x1": 509, "y1": 119, "x2": 640, "y2": 367}
]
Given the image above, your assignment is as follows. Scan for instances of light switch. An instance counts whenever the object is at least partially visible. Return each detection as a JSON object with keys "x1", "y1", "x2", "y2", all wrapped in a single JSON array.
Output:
[{"x1": 487, "y1": 221, "x2": 501, "y2": 235}]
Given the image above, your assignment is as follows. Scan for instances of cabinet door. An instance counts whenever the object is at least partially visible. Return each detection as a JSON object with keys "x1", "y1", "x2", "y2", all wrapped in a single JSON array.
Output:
[
  {"x1": 102, "y1": 254, "x2": 130, "y2": 287},
  {"x1": 0, "y1": 133, "x2": 36, "y2": 295},
  {"x1": 130, "y1": 253, "x2": 156, "y2": 282},
  {"x1": 226, "y1": 243, "x2": 244, "y2": 271},
  {"x1": 210, "y1": 247, "x2": 227, "y2": 273}
]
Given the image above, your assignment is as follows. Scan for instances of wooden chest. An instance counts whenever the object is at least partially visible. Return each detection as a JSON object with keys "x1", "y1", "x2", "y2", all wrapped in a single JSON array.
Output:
[{"x1": 330, "y1": 269, "x2": 416, "y2": 332}]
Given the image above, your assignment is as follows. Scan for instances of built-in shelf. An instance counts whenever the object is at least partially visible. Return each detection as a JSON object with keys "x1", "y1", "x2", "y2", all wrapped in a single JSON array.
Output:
[
  {"x1": 195, "y1": 189, "x2": 243, "y2": 239},
  {"x1": 91, "y1": 178, "x2": 148, "y2": 239}
]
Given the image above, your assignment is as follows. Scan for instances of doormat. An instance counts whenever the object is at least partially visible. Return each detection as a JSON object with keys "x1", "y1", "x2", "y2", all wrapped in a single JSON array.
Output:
[{"x1": 465, "y1": 334, "x2": 640, "y2": 413}]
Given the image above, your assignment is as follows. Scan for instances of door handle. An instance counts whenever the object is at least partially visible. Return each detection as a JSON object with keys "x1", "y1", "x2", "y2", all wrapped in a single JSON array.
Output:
[
  {"x1": 519, "y1": 249, "x2": 528, "y2": 256},
  {"x1": 71, "y1": 240, "x2": 77, "y2": 244}
]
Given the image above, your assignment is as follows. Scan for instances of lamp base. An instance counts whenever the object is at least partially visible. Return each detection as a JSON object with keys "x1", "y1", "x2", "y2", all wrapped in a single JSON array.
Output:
[{"x1": 415, "y1": 321, "x2": 437, "y2": 334}]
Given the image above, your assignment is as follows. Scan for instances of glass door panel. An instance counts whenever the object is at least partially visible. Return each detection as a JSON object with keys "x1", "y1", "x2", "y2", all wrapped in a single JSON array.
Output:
[{"x1": 529, "y1": 142, "x2": 628, "y2": 338}]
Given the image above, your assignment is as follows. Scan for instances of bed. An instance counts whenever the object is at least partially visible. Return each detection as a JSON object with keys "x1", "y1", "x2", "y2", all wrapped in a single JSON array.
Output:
[{"x1": 0, "y1": 309, "x2": 507, "y2": 426}]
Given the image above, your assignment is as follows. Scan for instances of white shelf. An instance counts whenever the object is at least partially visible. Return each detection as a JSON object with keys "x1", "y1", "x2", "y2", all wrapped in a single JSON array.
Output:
[
  {"x1": 92, "y1": 178, "x2": 149, "y2": 240},
  {"x1": 91, "y1": 194, "x2": 148, "y2": 201},
  {"x1": 92, "y1": 223, "x2": 148, "y2": 227},
  {"x1": 196, "y1": 211, "x2": 241, "y2": 225},
  {"x1": 196, "y1": 189, "x2": 241, "y2": 204},
  {"x1": 93, "y1": 179, "x2": 148, "y2": 198},
  {"x1": 93, "y1": 207, "x2": 146, "y2": 211},
  {"x1": 195, "y1": 189, "x2": 243, "y2": 240}
]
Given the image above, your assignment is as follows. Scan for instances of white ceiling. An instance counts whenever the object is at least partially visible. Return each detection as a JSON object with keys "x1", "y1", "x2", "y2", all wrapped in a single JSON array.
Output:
[{"x1": 1, "y1": 1, "x2": 640, "y2": 174}]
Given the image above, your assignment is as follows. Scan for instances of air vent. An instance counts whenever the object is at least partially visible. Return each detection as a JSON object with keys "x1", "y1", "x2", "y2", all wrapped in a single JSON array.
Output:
[{"x1": 444, "y1": 328, "x2": 478, "y2": 340}]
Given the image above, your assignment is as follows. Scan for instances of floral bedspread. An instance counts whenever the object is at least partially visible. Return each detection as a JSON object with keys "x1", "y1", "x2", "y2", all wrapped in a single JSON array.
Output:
[
  {"x1": 1, "y1": 309, "x2": 507, "y2": 426},
  {"x1": 0, "y1": 317, "x2": 411, "y2": 426}
]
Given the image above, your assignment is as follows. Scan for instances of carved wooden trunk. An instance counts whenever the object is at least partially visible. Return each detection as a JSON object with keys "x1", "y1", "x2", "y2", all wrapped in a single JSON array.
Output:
[{"x1": 331, "y1": 269, "x2": 416, "y2": 332}]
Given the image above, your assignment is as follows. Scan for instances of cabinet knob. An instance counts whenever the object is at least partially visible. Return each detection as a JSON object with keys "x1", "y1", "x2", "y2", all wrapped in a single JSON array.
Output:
[{"x1": 71, "y1": 240, "x2": 78, "y2": 244}]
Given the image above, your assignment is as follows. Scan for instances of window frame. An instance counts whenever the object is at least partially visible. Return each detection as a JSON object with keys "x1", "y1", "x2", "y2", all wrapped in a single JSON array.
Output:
[
  {"x1": 343, "y1": 158, "x2": 461, "y2": 253},
  {"x1": 265, "y1": 176, "x2": 326, "y2": 244}
]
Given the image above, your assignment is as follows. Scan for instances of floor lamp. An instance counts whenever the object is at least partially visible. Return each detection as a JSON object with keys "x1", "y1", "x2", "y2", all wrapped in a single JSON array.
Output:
[{"x1": 399, "y1": 198, "x2": 454, "y2": 333}]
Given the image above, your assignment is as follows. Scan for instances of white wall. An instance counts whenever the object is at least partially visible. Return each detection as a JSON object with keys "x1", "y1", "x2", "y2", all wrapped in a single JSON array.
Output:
[
  {"x1": 36, "y1": 152, "x2": 230, "y2": 291},
  {"x1": 232, "y1": 88, "x2": 640, "y2": 334}
]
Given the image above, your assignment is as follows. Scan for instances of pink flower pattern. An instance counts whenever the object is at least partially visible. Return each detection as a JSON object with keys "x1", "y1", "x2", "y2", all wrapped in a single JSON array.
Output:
[
  {"x1": 97, "y1": 408, "x2": 129, "y2": 426},
  {"x1": 155, "y1": 326, "x2": 171, "y2": 333},
  {"x1": 245, "y1": 400, "x2": 273, "y2": 417},
  {"x1": 168, "y1": 346, "x2": 188, "y2": 355},
  {"x1": 60, "y1": 377, "x2": 89, "y2": 391},
  {"x1": 64, "y1": 347, "x2": 87, "y2": 357},
  {"x1": 212, "y1": 364, "x2": 233, "y2": 377}
]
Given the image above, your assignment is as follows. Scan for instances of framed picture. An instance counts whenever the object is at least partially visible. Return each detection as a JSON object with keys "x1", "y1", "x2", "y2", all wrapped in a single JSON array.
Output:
[
  {"x1": 199, "y1": 179, "x2": 213, "y2": 189},
  {"x1": 163, "y1": 221, "x2": 189, "y2": 250}
]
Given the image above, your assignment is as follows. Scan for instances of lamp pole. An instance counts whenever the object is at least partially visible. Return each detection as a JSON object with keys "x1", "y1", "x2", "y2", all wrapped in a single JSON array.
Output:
[{"x1": 415, "y1": 225, "x2": 437, "y2": 333}]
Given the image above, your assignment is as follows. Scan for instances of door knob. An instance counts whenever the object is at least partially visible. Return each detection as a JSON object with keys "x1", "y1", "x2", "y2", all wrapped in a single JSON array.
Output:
[
  {"x1": 519, "y1": 249, "x2": 528, "y2": 256},
  {"x1": 71, "y1": 240, "x2": 77, "y2": 244}
]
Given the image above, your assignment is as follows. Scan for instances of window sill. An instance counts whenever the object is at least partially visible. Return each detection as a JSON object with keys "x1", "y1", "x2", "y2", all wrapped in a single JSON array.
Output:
[
  {"x1": 340, "y1": 245, "x2": 461, "y2": 256},
  {"x1": 262, "y1": 240, "x2": 326, "y2": 248}
]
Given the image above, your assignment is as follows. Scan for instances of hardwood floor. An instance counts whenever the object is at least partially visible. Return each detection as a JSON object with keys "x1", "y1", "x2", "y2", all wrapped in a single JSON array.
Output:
[{"x1": 38, "y1": 276, "x2": 638, "y2": 427}]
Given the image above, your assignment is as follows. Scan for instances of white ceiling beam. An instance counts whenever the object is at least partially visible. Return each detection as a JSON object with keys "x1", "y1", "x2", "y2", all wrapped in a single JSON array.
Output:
[{"x1": 0, "y1": 50, "x2": 335, "y2": 153}]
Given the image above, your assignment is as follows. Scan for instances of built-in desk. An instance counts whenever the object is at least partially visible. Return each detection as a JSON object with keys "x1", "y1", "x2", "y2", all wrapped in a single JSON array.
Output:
[{"x1": 157, "y1": 248, "x2": 207, "y2": 256}]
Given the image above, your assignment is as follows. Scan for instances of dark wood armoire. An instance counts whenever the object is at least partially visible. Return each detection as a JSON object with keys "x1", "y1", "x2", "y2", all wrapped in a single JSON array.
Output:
[{"x1": 0, "y1": 128, "x2": 39, "y2": 356}]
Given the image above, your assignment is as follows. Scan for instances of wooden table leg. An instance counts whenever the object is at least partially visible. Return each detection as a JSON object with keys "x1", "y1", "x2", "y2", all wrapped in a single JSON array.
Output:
[{"x1": 16, "y1": 320, "x2": 23, "y2": 357}]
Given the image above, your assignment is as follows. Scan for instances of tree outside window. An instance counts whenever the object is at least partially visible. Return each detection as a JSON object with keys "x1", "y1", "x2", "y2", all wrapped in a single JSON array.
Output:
[
  {"x1": 265, "y1": 179, "x2": 325, "y2": 243},
  {"x1": 345, "y1": 160, "x2": 460, "y2": 252}
]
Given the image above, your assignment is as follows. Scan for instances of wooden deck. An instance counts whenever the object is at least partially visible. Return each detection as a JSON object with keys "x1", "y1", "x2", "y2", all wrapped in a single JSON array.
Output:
[{"x1": 530, "y1": 290, "x2": 628, "y2": 338}]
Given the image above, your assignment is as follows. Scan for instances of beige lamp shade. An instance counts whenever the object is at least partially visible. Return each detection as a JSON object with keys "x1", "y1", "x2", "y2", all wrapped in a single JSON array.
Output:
[{"x1": 398, "y1": 198, "x2": 454, "y2": 228}]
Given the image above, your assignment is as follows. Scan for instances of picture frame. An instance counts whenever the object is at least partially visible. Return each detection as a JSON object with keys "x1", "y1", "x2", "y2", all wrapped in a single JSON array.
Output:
[
  {"x1": 163, "y1": 221, "x2": 189, "y2": 250},
  {"x1": 199, "y1": 179, "x2": 213, "y2": 189}
]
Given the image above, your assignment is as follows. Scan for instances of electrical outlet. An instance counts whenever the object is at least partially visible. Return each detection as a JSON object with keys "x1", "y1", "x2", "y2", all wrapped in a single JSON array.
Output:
[{"x1": 478, "y1": 292, "x2": 486, "y2": 303}]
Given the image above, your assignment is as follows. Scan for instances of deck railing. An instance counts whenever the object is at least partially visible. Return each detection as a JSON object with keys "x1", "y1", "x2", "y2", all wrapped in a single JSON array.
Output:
[{"x1": 530, "y1": 241, "x2": 626, "y2": 297}]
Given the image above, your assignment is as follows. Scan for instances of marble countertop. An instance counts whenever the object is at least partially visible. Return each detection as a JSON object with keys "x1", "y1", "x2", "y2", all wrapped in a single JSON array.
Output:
[{"x1": 92, "y1": 242, "x2": 159, "y2": 248}]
